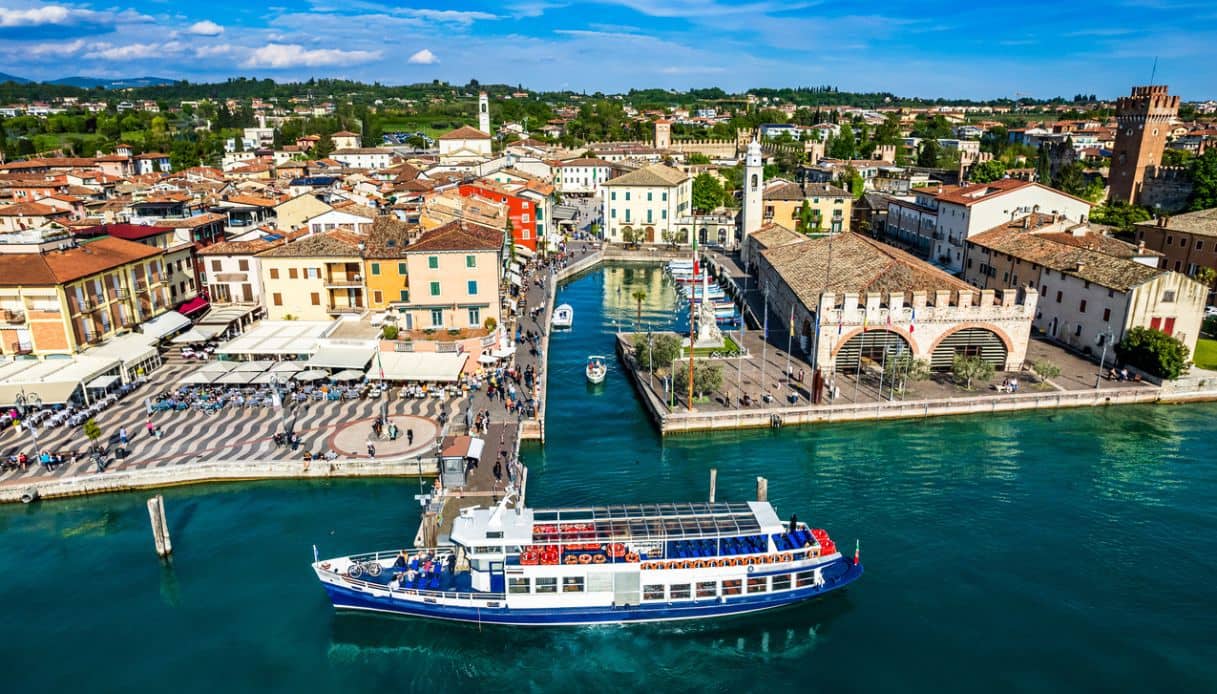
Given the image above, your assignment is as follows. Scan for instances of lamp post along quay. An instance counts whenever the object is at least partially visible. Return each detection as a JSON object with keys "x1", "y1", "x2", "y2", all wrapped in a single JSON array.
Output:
[
  {"x1": 15, "y1": 390, "x2": 42, "y2": 453},
  {"x1": 1096, "y1": 326, "x2": 1115, "y2": 389}
]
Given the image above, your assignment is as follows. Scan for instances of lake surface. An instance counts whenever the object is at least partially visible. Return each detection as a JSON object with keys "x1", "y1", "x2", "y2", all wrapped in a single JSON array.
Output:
[{"x1": 2, "y1": 264, "x2": 1215, "y2": 693}]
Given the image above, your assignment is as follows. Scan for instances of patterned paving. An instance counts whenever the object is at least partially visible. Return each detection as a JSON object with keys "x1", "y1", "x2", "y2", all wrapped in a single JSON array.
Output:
[{"x1": 0, "y1": 360, "x2": 462, "y2": 486}]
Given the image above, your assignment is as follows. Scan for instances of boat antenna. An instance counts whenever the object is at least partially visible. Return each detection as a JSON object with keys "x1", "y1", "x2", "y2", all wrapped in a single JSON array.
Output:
[{"x1": 488, "y1": 491, "x2": 519, "y2": 528}]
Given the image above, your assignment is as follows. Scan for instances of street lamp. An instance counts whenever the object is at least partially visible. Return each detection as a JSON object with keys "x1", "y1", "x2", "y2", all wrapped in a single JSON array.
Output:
[{"x1": 14, "y1": 390, "x2": 42, "y2": 454}]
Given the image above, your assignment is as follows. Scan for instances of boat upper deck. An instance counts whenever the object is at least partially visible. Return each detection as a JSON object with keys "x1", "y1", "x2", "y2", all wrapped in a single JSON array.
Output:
[{"x1": 452, "y1": 501, "x2": 786, "y2": 547}]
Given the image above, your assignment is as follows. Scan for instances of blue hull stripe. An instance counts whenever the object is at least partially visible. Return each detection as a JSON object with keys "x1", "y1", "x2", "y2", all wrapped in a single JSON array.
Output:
[{"x1": 322, "y1": 559, "x2": 863, "y2": 626}]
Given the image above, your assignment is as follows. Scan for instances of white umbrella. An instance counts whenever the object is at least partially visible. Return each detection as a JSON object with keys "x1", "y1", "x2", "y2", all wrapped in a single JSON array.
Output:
[
  {"x1": 293, "y1": 369, "x2": 328, "y2": 382},
  {"x1": 330, "y1": 369, "x2": 365, "y2": 381},
  {"x1": 270, "y1": 361, "x2": 304, "y2": 373},
  {"x1": 197, "y1": 361, "x2": 236, "y2": 374},
  {"x1": 235, "y1": 359, "x2": 273, "y2": 372}
]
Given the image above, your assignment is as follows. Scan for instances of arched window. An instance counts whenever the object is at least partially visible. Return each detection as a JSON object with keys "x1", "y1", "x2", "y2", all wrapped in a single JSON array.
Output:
[{"x1": 750, "y1": 173, "x2": 758, "y2": 189}]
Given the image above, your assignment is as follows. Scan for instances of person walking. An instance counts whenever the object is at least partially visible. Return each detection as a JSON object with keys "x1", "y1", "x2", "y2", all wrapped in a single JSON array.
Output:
[
  {"x1": 407, "y1": 428, "x2": 414, "y2": 445},
  {"x1": 118, "y1": 426, "x2": 128, "y2": 447},
  {"x1": 367, "y1": 442, "x2": 376, "y2": 458}
]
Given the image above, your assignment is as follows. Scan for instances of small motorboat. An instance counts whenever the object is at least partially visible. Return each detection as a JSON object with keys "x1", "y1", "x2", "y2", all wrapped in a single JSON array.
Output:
[
  {"x1": 585, "y1": 355, "x2": 608, "y2": 384},
  {"x1": 552, "y1": 304, "x2": 574, "y2": 329}
]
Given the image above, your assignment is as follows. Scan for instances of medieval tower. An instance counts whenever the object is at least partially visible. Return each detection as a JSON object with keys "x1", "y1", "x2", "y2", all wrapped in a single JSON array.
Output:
[
  {"x1": 1110, "y1": 85, "x2": 1179, "y2": 205},
  {"x1": 478, "y1": 92, "x2": 490, "y2": 135},
  {"x1": 653, "y1": 119, "x2": 671, "y2": 150}
]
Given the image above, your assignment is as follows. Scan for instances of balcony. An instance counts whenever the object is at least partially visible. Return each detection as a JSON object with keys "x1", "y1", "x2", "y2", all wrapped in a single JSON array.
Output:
[
  {"x1": 112, "y1": 288, "x2": 129, "y2": 301},
  {"x1": 78, "y1": 298, "x2": 100, "y2": 312},
  {"x1": 325, "y1": 273, "x2": 363, "y2": 288},
  {"x1": 327, "y1": 304, "x2": 365, "y2": 314},
  {"x1": 135, "y1": 280, "x2": 148, "y2": 293},
  {"x1": 1, "y1": 309, "x2": 25, "y2": 324}
]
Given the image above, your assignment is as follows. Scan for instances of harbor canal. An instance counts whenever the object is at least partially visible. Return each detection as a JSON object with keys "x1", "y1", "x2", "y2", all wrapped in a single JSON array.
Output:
[{"x1": 1, "y1": 263, "x2": 1215, "y2": 692}]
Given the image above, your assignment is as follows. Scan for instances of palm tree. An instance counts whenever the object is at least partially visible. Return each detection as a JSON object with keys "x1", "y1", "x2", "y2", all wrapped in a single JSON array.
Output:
[{"x1": 631, "y1": 289, "x2": 647, "y2": 330}]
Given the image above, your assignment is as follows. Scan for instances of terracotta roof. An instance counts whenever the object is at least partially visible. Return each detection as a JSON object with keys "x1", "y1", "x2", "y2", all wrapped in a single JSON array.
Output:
[
  {"x1": 258, "y1": 230, "x2": 362, "y2": 258},
  {"x1": 223, "y1": 194, "x2": 279, "y2": 208},
  {"x1": 154, "y1": 213, "x2": 227, "y2": 228},
  {"x1": 1142, "y1": 207, "x2": 1217, "y2": 239},
  {"x1": 438, "y1": 125, "x2": 491, "y2": 141},
  {"x1": 332, "y1": 131, "x2": 360, "y2": 137},
  {"x1": 0, "y1": 236, "x2": 161, "y2": 286},
  {"x1": 362, "y1": 217, "x2": 415, "y2": 258},
  {"x1": 969, "y1": 223, "x2": 1164, "y2": 291},
  {"x1": 750, "y1": 223, "x2": 806, "y2": 250},
  {"x1": 764, "y1": 181, "x2": 849, "y2": 201},
  {"x1": 0, "y1": 200, "x2": 62, "y2": 216},
  {"x1": 407, "y1": 220, "x2": 502, "y2": 253},
  {"x1": 603, "y1": 163, "x2": 689, "y2": 187},
  {"x1": 197, "y1": 238, "x2": 282, "y2": 256},
  {"x1": 762, "y1": 233, "x2": 969, "y2": 306},
  {"x1": 79, "y1": 223, "x2": 171, "y2": 240},
  {"x1": 557, "y1": 157, "x2": 614, "y2": 168}
]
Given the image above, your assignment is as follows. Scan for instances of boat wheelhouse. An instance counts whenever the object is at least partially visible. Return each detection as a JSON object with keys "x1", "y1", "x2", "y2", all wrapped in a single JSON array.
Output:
[{"x1": 313, "y1": 499, "x2": 862, "y2": 626}]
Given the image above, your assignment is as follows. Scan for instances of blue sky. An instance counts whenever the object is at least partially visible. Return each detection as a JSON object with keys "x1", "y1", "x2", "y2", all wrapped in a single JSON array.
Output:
[{"x1": 0, "y1": 0, "x2": 1214, "y2": 99}]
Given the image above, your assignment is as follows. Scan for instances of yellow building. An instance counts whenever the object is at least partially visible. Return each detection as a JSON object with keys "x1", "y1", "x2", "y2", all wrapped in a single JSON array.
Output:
[
  {"x1": 274, "y1": 194, "x2": 333, "y2": 232},
  {"x1": 258, "y1": 231, "x2": 365, "y2": 320},
  {"x1": 763, "y1": 181, "x2": 853, "y2": 233},
  {"x1": 362, "y1": 218, "x2": 414, "y2": 310},
  {"x1": 0, "y1": 230, "x2": 169, "y2": 357}
]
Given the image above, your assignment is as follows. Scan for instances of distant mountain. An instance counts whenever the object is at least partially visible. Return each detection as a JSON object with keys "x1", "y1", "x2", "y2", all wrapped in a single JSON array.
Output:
[
  {"x1": 0, "y1": 72, "x2": 31, "y2": 84},
  {"x1": 47, "y1": 76, "x2": 176, "y2": 89}
]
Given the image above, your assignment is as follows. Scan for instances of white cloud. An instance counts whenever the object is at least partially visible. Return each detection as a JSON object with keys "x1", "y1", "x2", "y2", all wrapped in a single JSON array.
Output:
[
  {"x1": 96, "y1": 42, "x2": 180, "y2": 61},
  {"x1": 399, "y1": 9, "x2": 497, "y2": 25},
  {"x1": 243, "y1": 42, "x2": 381, "y2": 68},
  {"x1": 186, "y1": 20, "x2": 224, "y2": 36},
  {"x1": 0, "y1": 4, "x2": 73, "y2": 27},
  {"x1": 27, "y1": 38, "x2": 87, "y2": 57},
  {"x1": 407, "y1": 48, "x2": 438, "y2": 64}
]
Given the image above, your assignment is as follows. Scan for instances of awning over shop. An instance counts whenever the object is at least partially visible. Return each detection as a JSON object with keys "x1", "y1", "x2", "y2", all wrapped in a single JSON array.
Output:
[
  {"x1": 293, "y1": 369, "x2": 328, "y2": 382},
  {"x1": 0, "y1": 355, "x2": 120, "y2": 406},
  {"x1": 171, "y1": 325, "x2": 224, "y2": 344},
  {"x1": 305, "y1": 345, "x2": 375, "y2": 370},
  {"x1": 513, "y1": 244, "x2": 536, "y2": 258},
  {"x1": 492, "y1": 345, "x2": 516, "y2": 359},
  {"x1": 215, "y1": 371, "x2": 258, "y2": 385},
  {"x1": 507, "y1": 270, "x2": 521, "y2": 286},
  {"x1": 178, "y1": 296, "x2": 210, "y2": 316},
  {"x1": 179, "y1": 371, "x2": 218, "y2": 384},
  {"x1": 142, "y1": 311, "x2": 191, "y2": 340},
  {"x1": 369, "y1": 351, "x2": 469, "y2": 382},
  {"x1": 330, "y1": 369, "x2": 365, "y2": 381},
  {"x1": 86, "y1": 374, "x2": 120, "y2": 390},
  {"x1": 85, "y1": 332, "x2": 158, "y2": 372}
]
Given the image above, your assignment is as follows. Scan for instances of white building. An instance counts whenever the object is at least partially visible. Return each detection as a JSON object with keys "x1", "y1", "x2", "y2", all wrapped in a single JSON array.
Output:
[
  {"x1": 554, "y1": 157, "x2": 615, "y2": 195},
  {"x1": 331, "y1": 131, "x2": 361, "y2": 150},
  {"x1": 134, "y1": 153, "x2": 172, "y2": 175},
  {"x1": 478, "y1": 92, "x2": 490, "y2": 135},
  {"x1": 739, "y1": 140, "x2": 764, "y2": 265},
  {"x1": 601, "y1": 163, "x2": 692, "y2": 244},
  {"x1": 438, "y1": 125, "x2": 493, "y2": 164},
  {"x1": 304, "y1": 208, "x2": 378, "y2": 235},
  {"x1": 331, "y1": 148, "x2": 394, "y2": 170}
]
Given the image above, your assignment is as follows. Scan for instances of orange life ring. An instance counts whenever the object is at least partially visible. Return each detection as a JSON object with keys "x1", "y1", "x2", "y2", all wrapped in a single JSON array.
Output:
[
  {"x1": 681, "y1": 560, "x2": 692, "y2": 569},
  {"x1": 715, "y1": 559, "x2": 727, "y2": 568},
  {"x1": 564, "y1": 555, "x2": 578, "y2": 565},
  {"x1": 764, "y1": 555, "x2": 775, "y2": 564},
  {"x1": 578, "y1": 554, "x2": 592, "y2": 564},
  {"x1": 593, "y1": 554, "x2": 607, "y2": 564},
  {"x1": 625, "y1": 552, "x2": 639, "y2": 563},
  {"x1": 727, "y1": 557, "x2": 739, "y2": 566},
  {"x1": 780, "y1": 553, "x2": 792, "y2": 562},
  {"x1": 320, "y1": 562, "x2": 331, "y2": 571}
]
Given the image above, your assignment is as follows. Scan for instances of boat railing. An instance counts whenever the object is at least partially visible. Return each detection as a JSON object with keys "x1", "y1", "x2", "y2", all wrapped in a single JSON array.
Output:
[{"x1": 337, "y1": 572, "x2": 506, "y2": 602}]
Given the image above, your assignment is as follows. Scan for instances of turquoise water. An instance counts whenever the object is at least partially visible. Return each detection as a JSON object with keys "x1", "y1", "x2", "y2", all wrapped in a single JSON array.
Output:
[{"x1": 2, "y1": 264, "x2": 1216, "y2": 692}]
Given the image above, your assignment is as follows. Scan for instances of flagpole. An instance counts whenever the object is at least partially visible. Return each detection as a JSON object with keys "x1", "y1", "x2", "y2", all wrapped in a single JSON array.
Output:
[
  {"x1": 852, "y1": 321, "x2": 864, "y2": 403},
  {"x1": 760, "y1": 283, "x2": 769, "y2": 402},
  {"x1": 784, "y1": 305, "x2": 794, "y2": 389},
  {"x1": 687, "y1": 237, "x2": 697, "y2": 411}
]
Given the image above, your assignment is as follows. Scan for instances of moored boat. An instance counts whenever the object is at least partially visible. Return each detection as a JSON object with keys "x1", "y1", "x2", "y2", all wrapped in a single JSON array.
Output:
[
  {"x1": 313, "y1": 498, "x2": 863, "y2": 626},
  {"x1": 552, "y1": 304, "x2": 574, "y2": 329}
]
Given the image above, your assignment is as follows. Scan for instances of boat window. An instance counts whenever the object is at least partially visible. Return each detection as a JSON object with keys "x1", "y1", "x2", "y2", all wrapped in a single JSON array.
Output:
[
  {"x1": 795, "y1": 570, "x2": 816, "y2": 588},
  {"x1": 772, "y1": 574, "x2": 792, "y2": 591},
  {"x1": 486, "y1": 531, "x2": 503, "y2": 539},
  {"x1": 669, "y1": 584, "x2": 691, "y2": 600},
  {"x1": 696, "y1": 581, "x2": 717, "y2": 598},
  {"x1": 535, "y1": 577, "x2": 558, "y2": 594},
  {"x1": 508, "y1": 577, "x2": 531, "y2": 594},
  {"x1": 643, "y1": 584, "x2": 665, "y2": 601},
  {"x1": 474, "y1": 546, "x2": 501, "y2": 554},
  {"x1": 722, "y1": 579, "x2": 742, "y2": 596},
  {"x1": 563, "y1": 576, "x2": 585, "y2": 593},
  {"x1": 747, "y1": 577, "x2": 768, "y2": 594}
]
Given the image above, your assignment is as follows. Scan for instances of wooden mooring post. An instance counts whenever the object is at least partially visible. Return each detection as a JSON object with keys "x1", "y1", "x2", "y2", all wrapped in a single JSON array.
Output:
[
  {"x1": 756, "y1": 476, "x2": 768, "y2": 503},
  {"x1": 147, "y1": 494, "x2": 172, "y2": 558},
  {"x1": 709, "y1": 468, "x2": 718, "y2": 503}
]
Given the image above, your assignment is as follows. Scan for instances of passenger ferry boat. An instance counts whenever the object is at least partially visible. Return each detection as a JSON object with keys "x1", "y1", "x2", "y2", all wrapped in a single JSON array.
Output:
[{"x1": 313, "y1": 498, "x2": 863, "y2": 626}]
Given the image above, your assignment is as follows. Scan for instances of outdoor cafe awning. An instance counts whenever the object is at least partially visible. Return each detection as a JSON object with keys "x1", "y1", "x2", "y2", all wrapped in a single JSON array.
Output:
[
  {"x1": 86, "y1": 374, "x2": 120, "y2": 390},
  {"x1": 368, "y1": 351, "x2": 468, "y2": 382},
  {"x1": 171, "y1": 325, "x2": 224, "y2": 344},
  {"x1": 507, "y1": 270, "x2": 521, "y2": 286},
  {"x1": 142, "y1": 311, "x2": 191, "y2": 340},
  {"x1": 305, "y1": 345, "x2": 375, "y2": 370}
]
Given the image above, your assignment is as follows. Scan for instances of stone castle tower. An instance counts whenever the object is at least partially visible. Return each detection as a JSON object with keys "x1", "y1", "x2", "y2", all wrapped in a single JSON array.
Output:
[
  {"x1": 740, "y1": 139, "x2": 764, "y2": 262},
  {"x1": 1110, "y1": 85, "x2": 1179, "y2": 205},
  {"x1": 478, "y1": 92, "x2": 490, "y2": 135},
  {"x1": 653, "y1": 119, "x2": 671, "y2": 150}
]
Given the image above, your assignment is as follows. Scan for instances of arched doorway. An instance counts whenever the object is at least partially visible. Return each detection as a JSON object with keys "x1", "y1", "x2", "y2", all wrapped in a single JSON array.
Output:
[
  {"x1": 801, "y1": 318, "x2": 812, "y2": 354},
  {"x1": 645, "y1": 226, "x2": 655, "y2": 243},
  {"x1": 931, "y1": 327, "x2": 1008, "y2": 370},
  {"x1": 835, "y1": 330, "x2": 911, "y2": 372},
  {"x1": 699, "y1": 227, "x2": 709, "y2": 244}
]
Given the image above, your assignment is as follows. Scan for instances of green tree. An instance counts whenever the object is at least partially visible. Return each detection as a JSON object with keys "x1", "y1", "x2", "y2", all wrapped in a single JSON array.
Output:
[
  {"x1": 828, "y1": 124, "x2": 856, "y2": 159},
  {"x1": 837, "y1": 166, "x2": 864, "y2": 199},
  {"x1": 382, "y1": 324, "x2": 399, "y2": 340},
  {"x1": 685, "y1": 152, "x2": 710, "y2": 165},
  {"x1": 1090, "y1": 202, "x2": 1152, "y2": 236},
  {"x1": 631, "y1": 289, "x2": 647, "y2": 329},
  {"x1": 673, "y1": 361, "x2": 723, "y2": 398},
  {"x1": 917, "y1": 139, "x2": 941, "y2": 168},
  {"x1": 1162, "y1": 148, "x2": 1193, "y2": 168},
  {"x1": 951, "y1": 355, "x2": 994, "y2": 390},
  {"x1": 883, "y1": 353, "x2": 930, "y2": 394},
  {"x1": 82, "y1": 418, "x2": 102, "y2": 451},
  {"x1": 692, "y1": 172, "x2": 726, "y2": 213},
  {"x1": 633, "y1": 333, "x2": 682, "y2": 371},
  {"x1": 1188, "y1": 149, "x2": 1217, "y2": 211},
  {"x1": 1193, "y1": 266, "x2": 1216, "y2": 289},
  {"x1": 314, "y1": 132, "x2": 334, "y2": 158},
  {"x1": 1031, "y1": 359, "x2": 1061, "y2": 384},
  {"x1": 969, "y1": 159, "x2": 1007, "y2": 183},
  {"x1": 1116, "y1": 326, "x2": 1190, "y2": 379},
  {"x1": 1035, "y1": 146, "x2": 1051, "y2": 185},
  {"x1": 797, "y1": 199, "x2": 815, "y2": 233}
]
